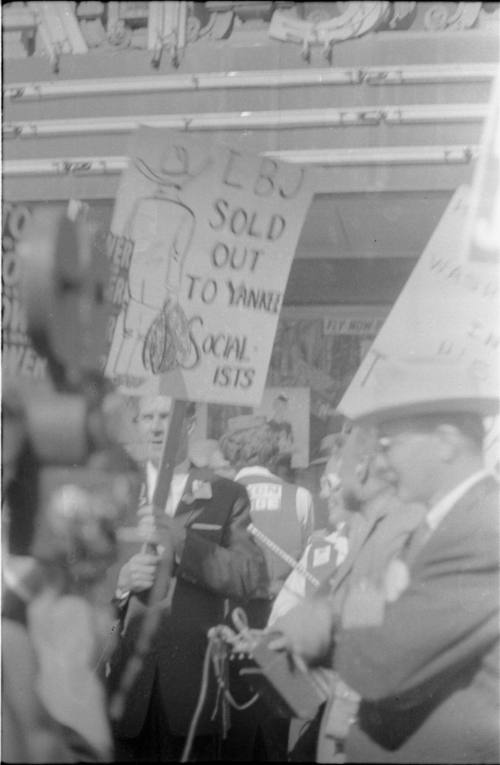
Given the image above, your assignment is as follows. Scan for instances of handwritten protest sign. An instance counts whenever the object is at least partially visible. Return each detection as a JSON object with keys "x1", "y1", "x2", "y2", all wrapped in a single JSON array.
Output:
[
  {"x1": 2, "y1": 203, "x2": 47, "y2": 379},
  {"x1": 104, "y1": 128, "x2": 314, "y2": 406},
  {"x1": 338, "y1": 185, "x2": 499, "y2": 469}
]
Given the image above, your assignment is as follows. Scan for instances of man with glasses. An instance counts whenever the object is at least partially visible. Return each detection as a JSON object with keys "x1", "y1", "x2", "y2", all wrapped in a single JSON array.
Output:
[
  {"x1": 269, "y1": 356, "x2": 499, "y2": 763},
  {"x1": 272, "y1": 422, "x2": 425, "y2": 761}
]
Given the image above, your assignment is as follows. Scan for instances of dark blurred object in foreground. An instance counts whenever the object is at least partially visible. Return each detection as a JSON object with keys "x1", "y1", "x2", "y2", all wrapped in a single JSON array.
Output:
[{"x1": 2, "y1": 208, "x2": 141, "y2": 762}]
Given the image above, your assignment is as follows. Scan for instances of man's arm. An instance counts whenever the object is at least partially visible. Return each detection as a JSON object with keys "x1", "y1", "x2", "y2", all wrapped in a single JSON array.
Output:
[
  {"x1": 176, "y1": 486, "x2": 269, "y2": 600},
  {"x1": 334, "y1": 518, "x2": 499, "y2": 703}
]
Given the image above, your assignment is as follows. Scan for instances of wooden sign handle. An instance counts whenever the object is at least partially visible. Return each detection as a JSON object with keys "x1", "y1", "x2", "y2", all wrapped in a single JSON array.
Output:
[{"x1": 151, "y1": 398, "x2": 187, "y2": 515}]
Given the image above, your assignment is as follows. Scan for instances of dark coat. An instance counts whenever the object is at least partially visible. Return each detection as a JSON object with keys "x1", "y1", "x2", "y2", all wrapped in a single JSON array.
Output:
[
  {"x1": 335, "y1": 476, "x2": 500, "y2": 764},
  {"x1": 108, "y1": 469, "x2": 268, "y2": 738}
]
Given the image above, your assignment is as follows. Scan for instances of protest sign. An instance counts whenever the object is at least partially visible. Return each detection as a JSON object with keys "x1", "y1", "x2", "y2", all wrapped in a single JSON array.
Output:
[
  {"x1": 2, "y1": 203, "x2": 47, "y2": 379},
  {"x1": 254, "y1": 387, "x2": 311, "y2": 468},
  {"x1": 104, "y1": 127, "x2": 314, "y2": 406},
  {"x1": 338, "y1": 185, "x2": 498, "y2": 410},
  {"x1": 3, "y1": 201, "x2": 113, "y2": 381},
  {"x1": 338, "y1": 77, "x2": 500, "y2": 473},
  {"x1": 323, "y1": 316, "x2": 385, "y2": 337},
  {"x1": 338, "y1": 184, "x2": 499, "y2": 470}
]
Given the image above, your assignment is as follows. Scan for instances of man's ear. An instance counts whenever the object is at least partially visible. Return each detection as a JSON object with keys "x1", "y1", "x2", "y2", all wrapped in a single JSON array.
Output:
[{"x1": 435, "y1": 424, "x2": 461, "y2": 462}]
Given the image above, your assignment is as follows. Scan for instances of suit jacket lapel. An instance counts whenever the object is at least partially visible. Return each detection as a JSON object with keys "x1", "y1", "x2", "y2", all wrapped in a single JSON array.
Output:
[
  {"x1": 173, "y1": 469, "x2": 215, "y2": 518},
  {"x1": 420, "y1": 474, "x2": 499, "y2": 555},
  {"x1": 327, "y1": 502, "x2": 390, "y2": 596}
]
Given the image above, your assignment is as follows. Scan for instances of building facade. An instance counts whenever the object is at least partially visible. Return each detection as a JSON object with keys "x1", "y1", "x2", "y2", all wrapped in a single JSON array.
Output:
[{"x1": 3, "y1": 0, "x2": 499, "y2": 455}]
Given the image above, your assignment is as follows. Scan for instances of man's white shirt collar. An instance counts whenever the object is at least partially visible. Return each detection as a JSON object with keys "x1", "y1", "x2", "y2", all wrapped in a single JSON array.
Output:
[
  {"x1": 426, "y1": 469, "x2": 491, "y2": 532},
  {"x1": 235, "y1": 466, "x2": 273, "y2": 481},
  {"x1": 146, "y1": 461, "x2": 158, "y2": 502},
  {"x1": 146, "y1": 461, "x2": 190, "y2": 516}
]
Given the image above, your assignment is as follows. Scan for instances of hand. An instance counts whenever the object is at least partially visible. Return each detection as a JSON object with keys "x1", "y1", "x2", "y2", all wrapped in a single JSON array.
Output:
[
  {"x1": 137, "y1": 506, "x2": 188, "y2": 558},
  {"x1": 137, "y1": 504, "x2": 157, "y2": 545},
  {"x1": 118, "y1": 553, "x2": 159, "y2": 594},
  {"x1": 267, "y1": 598, "x2": 338, "y2": 667},
  {"x1": 155, "y1": 514, "x2": 188, "y2": 558}
]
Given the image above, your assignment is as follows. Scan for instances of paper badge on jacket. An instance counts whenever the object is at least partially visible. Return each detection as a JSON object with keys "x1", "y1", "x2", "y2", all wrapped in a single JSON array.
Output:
[{"x1": 383, "y1": 558, "x2": 410, "y2": 603}]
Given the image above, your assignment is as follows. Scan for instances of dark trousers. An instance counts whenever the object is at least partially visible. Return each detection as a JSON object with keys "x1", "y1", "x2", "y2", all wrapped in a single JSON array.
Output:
[
  {"x1": 219, "y1": 597, "x2": 289, "y2": 761},
  {"x1": 220, "y1": 699, "x2": 290, "y2": 761},
  {"x1": 114, "y1": 675, "x2": 220, "y2": 762}
]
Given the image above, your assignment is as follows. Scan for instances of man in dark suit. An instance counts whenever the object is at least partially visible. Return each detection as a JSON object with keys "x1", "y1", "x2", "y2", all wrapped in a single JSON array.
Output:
[
  {"x1": 108, "y1": 395, "x2": 268, "y2": 761},
  {"x1": 269, "y1": 357, "x2": 500, "y2": 763}
]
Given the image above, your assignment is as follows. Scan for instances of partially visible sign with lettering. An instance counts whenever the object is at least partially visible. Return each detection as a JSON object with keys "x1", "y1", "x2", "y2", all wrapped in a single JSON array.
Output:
[
  {"x1": 323, "y1": 316, "x2": 385, "y2": 336},
  {"x1": 2, "y1": 200, "x2": 113, "y2": 381},
  {"x1": 104, "y1": 128, "x2": 314, "y2": 406},
  {"x1": 339, "y1": 185, "x2": 499, "y2": 470},
  {"x1": 2, "y1": 203, "x2": 47, "y2": 379}
]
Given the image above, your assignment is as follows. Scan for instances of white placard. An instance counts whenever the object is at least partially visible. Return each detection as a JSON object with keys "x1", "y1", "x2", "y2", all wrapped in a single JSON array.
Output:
[{"x1": 105, "y1": 128, "x2": 314, "y2": 406}]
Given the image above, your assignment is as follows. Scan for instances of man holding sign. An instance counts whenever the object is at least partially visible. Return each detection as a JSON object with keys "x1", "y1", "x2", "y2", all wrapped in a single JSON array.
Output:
[
  {"x1": 107, "y1": 395, "x2": 268, "y2": 761},
  {"x1": 104, "y1": 128, "x2": 314, "y2": 759}
]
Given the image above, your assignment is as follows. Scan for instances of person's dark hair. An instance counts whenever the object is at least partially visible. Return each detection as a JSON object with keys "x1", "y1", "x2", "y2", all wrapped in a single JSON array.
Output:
[
  {"x1": 272, "y1": 452, "x2": 296, "y2": 482},
  {"x1": 219, "y1": 423, "x2": 279, "y2": 470},
  {"x1": 268, "y1": 420, "x2": 293, "y2": 437}
]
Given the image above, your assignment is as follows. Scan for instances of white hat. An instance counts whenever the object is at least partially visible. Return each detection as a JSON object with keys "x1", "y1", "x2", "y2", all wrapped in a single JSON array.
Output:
[{"x1": 338, "y1": 356, "x2": 500, "y2": 424}]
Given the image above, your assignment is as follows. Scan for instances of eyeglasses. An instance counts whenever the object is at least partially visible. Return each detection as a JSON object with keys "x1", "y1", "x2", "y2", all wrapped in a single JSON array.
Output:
[{"x1": 377, "y1": 430, "x2": 431, "y2": 454}]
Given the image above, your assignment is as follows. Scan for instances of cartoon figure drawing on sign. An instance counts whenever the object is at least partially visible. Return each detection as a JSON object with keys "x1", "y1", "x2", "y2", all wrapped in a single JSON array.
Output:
[{"x1": 106, "y1": 145, "x2": 209, "y2": 384}]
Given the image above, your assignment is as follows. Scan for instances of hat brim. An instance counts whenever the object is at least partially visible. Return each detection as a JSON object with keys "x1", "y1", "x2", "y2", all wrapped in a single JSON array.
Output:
[{"x1": 351, "y1": 396, "x2": 500, "y2": 424}]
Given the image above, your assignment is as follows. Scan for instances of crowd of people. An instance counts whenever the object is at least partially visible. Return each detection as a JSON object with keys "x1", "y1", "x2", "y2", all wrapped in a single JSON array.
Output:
[{"x1": 2, "y1": 353, "x2": 499, "y2": 763}]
